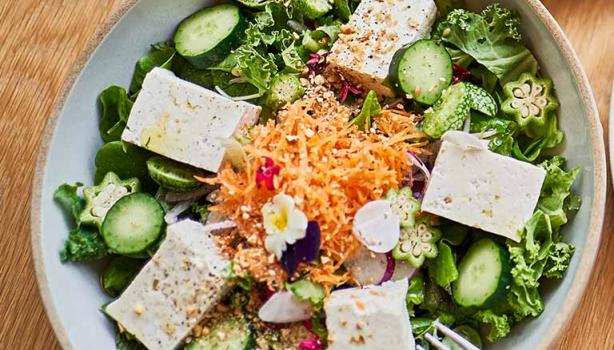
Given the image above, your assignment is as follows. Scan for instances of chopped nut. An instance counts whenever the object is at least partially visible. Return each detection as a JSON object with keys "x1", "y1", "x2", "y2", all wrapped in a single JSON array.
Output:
[{"x1": 133, "y1": 304, "x2": 143, "y2": 316}]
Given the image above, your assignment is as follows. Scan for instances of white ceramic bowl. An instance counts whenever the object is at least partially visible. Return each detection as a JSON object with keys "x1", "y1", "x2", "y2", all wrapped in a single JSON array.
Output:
[{"x1": 31, "y1": 0, "x2": 606, "y2": 349}]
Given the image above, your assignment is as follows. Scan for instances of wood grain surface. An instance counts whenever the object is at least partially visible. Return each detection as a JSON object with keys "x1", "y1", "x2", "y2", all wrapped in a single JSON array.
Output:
[{"x1": 0, "y1": 0, "x2": 611, "y2": 349}]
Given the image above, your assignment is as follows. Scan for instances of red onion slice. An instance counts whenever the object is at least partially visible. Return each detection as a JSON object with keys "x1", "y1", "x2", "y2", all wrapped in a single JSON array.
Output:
[
  {"x1": 379, "y1": 252, "x2": 396, "y2": 284},
  {"x1": 345, "y1": 248, "x2": 417, "y2": 286}
]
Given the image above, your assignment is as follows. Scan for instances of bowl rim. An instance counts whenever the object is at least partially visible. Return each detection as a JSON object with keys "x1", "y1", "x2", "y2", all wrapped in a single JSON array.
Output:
[{"x1": 30, "y1": 0, "x2": 606, "y2": 349}]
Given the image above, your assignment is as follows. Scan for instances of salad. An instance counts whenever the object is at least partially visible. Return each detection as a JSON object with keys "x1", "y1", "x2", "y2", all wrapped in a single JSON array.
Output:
[{"x1": 53, "y1": 0, "x2": 582, "y2": 349}]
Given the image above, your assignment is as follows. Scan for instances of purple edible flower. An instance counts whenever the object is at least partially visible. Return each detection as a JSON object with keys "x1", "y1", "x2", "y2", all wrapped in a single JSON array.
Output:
[
  {"x1": 280, "y1": 221, "x2": 321, "y2": 275},
  {"x1": 306, "y1": 51, "x2": 329, "y2": 76},
  {"x1": 299, "y1": 338, "x2": 323, "y2": 350},
  {"x1": 338, "y1": 80, "x2": 363, "y2": 103}
]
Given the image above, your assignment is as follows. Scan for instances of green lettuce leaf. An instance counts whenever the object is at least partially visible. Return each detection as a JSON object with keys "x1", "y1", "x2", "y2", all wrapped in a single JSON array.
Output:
[
  {"x1": 61, "y1": 226, "x2": 107, "y2": 262},
  {"x1": 232, "y1": 45, "x2": 279, "y2": 96},
  {"x1": 98, "y1": 86, "x2": 133, "y2": 143},
  {"x1": 436, "y1": 4, "x2": 538, "y2": 85},
  {"x1": 406, "y1": 275, "x2": 425, "y2": 316},
  {"x1": 537, "y1": 156, "x2": 581, "y2": 228},
  {"x1": 350, "y1": 91, "x2": 381, "y2": 131},
  {"x1": 130, "y1": 42, "x2": 176, "y2": 95},
  {"x1": 428, "y1": 241, "x2": 459, "y2": 289},
  {"x1": 474, "y1": 310, "x2": 511, "y2": 341},
  {"x1": 543, "y1": 242, "x2": 575, "y2": 279}
]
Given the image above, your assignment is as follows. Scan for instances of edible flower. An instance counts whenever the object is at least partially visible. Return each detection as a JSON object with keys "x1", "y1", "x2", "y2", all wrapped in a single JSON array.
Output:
[
  {"x1": 263, "y1": 193, "x2": 308, "y2": 259},
  {"x1": 256, "y1": 157, "x2": 281, "y2": 190},
  {"x1": 299, "y1": 338, "x2": 323, "y2": 350},
  {"x1": 281, "y1": 221, "x2": 322, "y2": 275},
  {"x1": 306, "y1": 50, "x2": 329, "y2": 76},
  {"x1": 452, "y1": 64, "x2": 470, "y2": 84},
  {"x1": 338, "y1": 79, "x2": 363, "y2": 103}
]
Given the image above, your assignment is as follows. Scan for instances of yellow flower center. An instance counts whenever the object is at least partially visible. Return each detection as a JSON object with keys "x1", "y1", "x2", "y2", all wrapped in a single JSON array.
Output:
[{"x1": 271, "y1": 210, "x2": 288, "y2": 232}]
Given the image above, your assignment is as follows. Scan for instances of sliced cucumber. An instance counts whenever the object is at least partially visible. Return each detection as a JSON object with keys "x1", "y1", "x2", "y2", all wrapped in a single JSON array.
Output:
[
  {"x1": 422, "y1": 83, "x2": 470, "y2": 138},
  {"x1": 146, "y1": 156, "x2": 207, "y2": 192},
  {"x1": 293, "y1": 0, "x2": 332, "y2": 19},
  {"x1": 463, "y1": 82, "x2": 498, "y2": 117},
  {"x1": 101, "y1": 193, "x2": 164, "y2": 255},
  {"x1": 174, "y1": 4, "x2": 246, "y2": 69},
  {"x1": 452, "y1": 239, "x2": 511, "y2": 309},
  {"x1": 265, "y1": 74, "x2": 305, "y2": 109},
  {"x1": 185, "y1": 316, "x2": 254, "y2": 350},
  {"x1": 391, "y1": 39, "x2": 453, "y2": 105}
]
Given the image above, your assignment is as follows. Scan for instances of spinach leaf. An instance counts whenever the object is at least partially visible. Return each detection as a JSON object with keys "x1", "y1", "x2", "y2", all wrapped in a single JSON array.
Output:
[
  {"x1": 469, "y1": 112, "x2": 517, "y2": 156},
  {"x1": 435, "y1": 0, "x2": 466, "y2": 17},
  {"x1": 173, "y1": 56, "x2": 259, "y2": 97},
  {"x1": 53, "y1": 182, "x2": 83, "y2": 224},
  {"x1": 130, "y1": 42, "x2": 176, "y2": 95},
  {"x1": 61, "y1": 226, "x2": 107, "y2": 262},
  {"x1": 98, "y1": 86, "x2": 133, "y2": 143},
  {"x1": 436, "y1": 4, "x2": 538, "y2": 85},
  {"x1": 115, "y1": 332, "x2": 147, "y2": 350},
  {"x1": 350, "y1": 91, "x2": 381, "y2": 131},
  {"x1": 102, "y1": 256, "x2": 144, "y2": 297},
  {"x1": 94, "y1": 141, "x2": 152, "y2": 187}
]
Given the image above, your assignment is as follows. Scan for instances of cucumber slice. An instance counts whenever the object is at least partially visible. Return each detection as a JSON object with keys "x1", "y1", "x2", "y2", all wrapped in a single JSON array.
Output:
[
  {"x1": 101, "y1": 193, "x2": 164, "y2": 255},
  {"x1": 391, "y1": 39, "x2": 453, "y2": 105},
  {"x1": 293, "y1": 0, "x2": 332, "y2": 19},
  {"x1": 174, "y1": 4, "x2": 246, "y2": 69},
  {"x1": 422, "y1": 83, "x2": 470, "y2": 138},
  {"x1": 265, "y1": 74, "x2": 305, "y2": 109},
  {"x1": 463, "y1": 82, "x2": 498, "y2": 117},
  {"x1": 452, "y1": 239, "x2": 511, "y2": 308},
  {"x1": 185, "y1": 316, "x2": 254, "y2": 350},
  {"x1": 146, "y1": 156, "x2": 207, "y2": 192}
]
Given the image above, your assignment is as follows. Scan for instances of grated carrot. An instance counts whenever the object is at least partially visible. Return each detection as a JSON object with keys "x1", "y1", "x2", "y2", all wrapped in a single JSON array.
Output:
[{"x1": 207, "y1": 91, "x2": 426, "y2": 289}]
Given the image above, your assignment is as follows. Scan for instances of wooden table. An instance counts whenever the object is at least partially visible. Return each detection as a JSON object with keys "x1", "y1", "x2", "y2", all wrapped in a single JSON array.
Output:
[{"x1": 0, "y1": 0, "x2": 612, "y2": 348}]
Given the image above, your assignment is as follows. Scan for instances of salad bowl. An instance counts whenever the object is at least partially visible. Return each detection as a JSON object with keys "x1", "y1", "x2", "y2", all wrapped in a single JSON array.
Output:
[{"x1": 31, "y1": 0, "x2": 606, "y2": 349}]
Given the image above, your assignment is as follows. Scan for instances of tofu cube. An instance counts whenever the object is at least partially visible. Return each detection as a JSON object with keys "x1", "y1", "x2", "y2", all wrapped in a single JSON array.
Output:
[
  {"x1": 121, "y1": 67, "x2": 261, "y2": 172},
  {"x1": 422, "y1": 132, "x2": 546, "y2": 242},
  {"x1": 324, "y1": 279, "x2": 415, "y2": 350},
  {"x1": 106, "y1": 220, "x2": 229, "y2": 350},
  {"x1": 326, "y1": 0, "x2": 437, "y2": 96}
]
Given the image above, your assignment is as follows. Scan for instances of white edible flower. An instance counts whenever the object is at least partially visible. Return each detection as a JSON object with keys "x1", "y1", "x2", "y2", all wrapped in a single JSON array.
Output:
[{"x1": 262, "y1": 193, "x2": 308, "y2": 258}]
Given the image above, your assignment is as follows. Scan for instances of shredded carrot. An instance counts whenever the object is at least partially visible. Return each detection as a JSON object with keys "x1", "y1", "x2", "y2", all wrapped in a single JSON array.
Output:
[{"x1": 208, "y1": 91, "x2": 426, "y2": 289}]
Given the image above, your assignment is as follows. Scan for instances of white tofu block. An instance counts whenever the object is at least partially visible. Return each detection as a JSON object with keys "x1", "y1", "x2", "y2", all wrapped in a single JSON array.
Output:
[
  {"x1": 106, "y1": 220, "x2": 229, "y2": 350},
  {"x1": 121, "y1": 67, "x2": 261, "y2": 172},
  {"x1": 326, "y1": 0, "x2": 437, "y2": 96},
  {"x1": 422, "y1": 131, "x2": 546, "y2": 242},
  {"x1": 324, "y1": 279, "x2": 415, "y2": 350}
]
